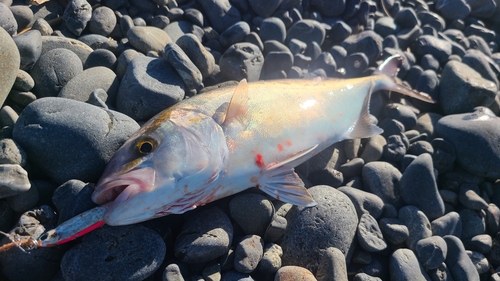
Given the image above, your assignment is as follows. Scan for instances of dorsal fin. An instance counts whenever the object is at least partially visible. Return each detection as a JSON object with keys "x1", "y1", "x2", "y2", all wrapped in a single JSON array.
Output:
[
  {"x1": 347, "y1": 81, "x2": 384, "y2": 139},
  {"x1": 222, "y1": 79, "x2": 249, "y2": 127},
  {"x1": 376, "y1": 54, "x2": 403, "y2": 78}
]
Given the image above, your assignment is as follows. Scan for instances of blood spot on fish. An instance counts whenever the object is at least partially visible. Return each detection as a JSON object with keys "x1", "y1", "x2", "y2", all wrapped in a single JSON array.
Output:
[
  {"x1": 339, "y1": 112, "x2": 343, "y2": 116},
  {"x1": 286, "y1": 140, "x2": 293, "y2": 146},
  {"x1": 277, "y1": 144, "x2": 284, "y2": 151},
  {"x1": 255, "y1": 153, "x2": 265, "y2": 168},
  {"x1": 250, "y1": 176, "x2": 258, "y2": 183}
]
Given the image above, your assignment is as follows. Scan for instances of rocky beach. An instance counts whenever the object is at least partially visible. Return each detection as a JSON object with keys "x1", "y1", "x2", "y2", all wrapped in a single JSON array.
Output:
[{"x1": 1, "y1": 0, "x2": 500, "y2": 280}]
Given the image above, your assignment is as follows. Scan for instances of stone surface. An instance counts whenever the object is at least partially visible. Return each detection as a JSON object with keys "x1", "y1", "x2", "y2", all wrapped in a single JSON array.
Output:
[
  {"x1": 0, "y1": 26, "x2": 20, "y2": 107},
  {"x1": 281, "y1": 185, "x2": 358, "y2": 274}
]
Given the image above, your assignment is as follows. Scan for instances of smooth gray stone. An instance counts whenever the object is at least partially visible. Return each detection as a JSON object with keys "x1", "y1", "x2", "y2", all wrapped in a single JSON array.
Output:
[
  {"x1": 195, "y1": 0, "x2": 241, "y2": 33},
  {"x1": 59, "y1": 66, "x2": 119, "y2": 106},
  {"x1": 444, "y1": 235, "x2": 480, "y2": 281},
  {"x1": 116, "y1": 56, "x2": 185, "y2": 121},
  {"x1": 174, "y1": 207, "x2": 233, "y2": 264},
  {"x1": 362, "y1": 161, "x2": 404, "y2": 208},
  {"x1": 127, "y1": 26, "x2": 171, "y2": 54},
  {"x1": 115, "y1": 49, "x2": 143, "y2": 79},
  {"x1": 342, "y1": 30, "x2": 383, "y2": 64},
  {"x1": 338, "y1": 186, "x2": 385, "y2": 219},
  {"x1": 163, "y1": 264, "x2": 185, "y2": 281},
  {"x1": 0, "y1": 138, "x2": 26, "y2": 166},
  {"x1": 0, "y1": 164, "x2": 30, "y2": 199},
  {"x1": 13, "y1": 97, "x2": 139, "y2": 184},
  {"x1": 229, "y1": 193, "x2": 274, "y2": 236},
  {"x1": 253, "y1": 243, "x2": 282, "y2": 280},
  {"x1": 439, "y1": 61, "x2": 497, "y2": 115},
  {"x1": 398, "y1": 205, "x2": 432, "y2": 250},
  {"x1": 219, "y1": 21, "x2": 250, "y2": 48},
  {"x1": 162, "y1": 43, "x2": 204, "y2": 92},
  {"x1": 0, "y1": 3, "x2": 17, "y2": 35},
  {"x1": 31, "y1": 18, "x2": 53, "y2": 36},
  {"x1": 41, "y1": 36, "x2": 93, "y2": 65},
  {"x1": 379, "y1": 217, "x2": 409, "y2": 245},
  {"x1": 431, "y1": 211, "x2": 462, "y2": 237},
  {"x1": 13, "y1": 30, "x2": 42, "y2": 71},
  {"x1": 357, "y1": 213, "x2": 387, "y2": 252},
  {"x1": 13, "y1": 69, "x2": 35, "y2": 92},
  {"x1": 415, "y1": 236, "x2": 448, "y2": 270},
  {"x1": 286, "y1": 19, "x2": 326, "y2": 47},
  {"x1": 30, "y1": 48, "x2": 83, "y2": 98},
  {"x1": 176, "y1": 34, "x2": 216, "y2": 78},
  {"x1": 316, "y1": 247, "x2": 348, "y2": 281},
  {"x1": 281, "y1": 185, "x2": 358, "y2": 274},
  {"x1": 390, "y1": 248, "x2": 431, "y2": 281},
  {"x1": 88, "y1": 6, "x2": 116, "y2": 36},
  {"x1": 63, "y1": 0, "x2": 92, "y2": 36},
  {"x1": 436, "y1": 107, "x2": 500, "y2": 178},
  {"x1": 259, "y1": 17, "x2": 286, "y2": 43},
  {"x1": 0, "y1": 26, "x2": 20, "y2": 106}
]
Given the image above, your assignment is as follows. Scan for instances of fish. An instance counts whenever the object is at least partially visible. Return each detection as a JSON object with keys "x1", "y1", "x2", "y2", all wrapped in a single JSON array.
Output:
[{"x1": 33, "y1": 54, "x2": 434, "y2": 247}]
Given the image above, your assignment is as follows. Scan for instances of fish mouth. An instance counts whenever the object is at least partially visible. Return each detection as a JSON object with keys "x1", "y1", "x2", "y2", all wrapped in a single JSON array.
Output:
[{"x1": 92, "y1": 167, "x2": 156, "y2": 205}]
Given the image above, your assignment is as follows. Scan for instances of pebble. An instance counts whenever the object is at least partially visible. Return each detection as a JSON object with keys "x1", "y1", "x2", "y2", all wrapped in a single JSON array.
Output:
[
  {"x1": 390, "y1": 248, "x2": 431, "y2": 280},
  {"x1": 399, "y1": 153, "x2": 444, "y2": 220},
  {"x1": 196, "y1": 0, "x2": 241, "y2": 33},
  {"x1": 379, "y1": 217, "x2": 410, "y2": 245},
  {"x1": 13, "y1": 69, "x2": 35, "y2": 92},
  {"x1": 176, "y1": 34, "x2": 216, "y2": 79},
  {"x1": 342, "y1": 30, "x2": 383, "y2": 64},
  {"x1": 286, "y1": 19, "x2": 325, "y2": 46},
  {"x1": 487, "y1": 203, "x2": 500, "y2": 234},
  {"x1": 274, "y1": 266, "x2": 317, "y2": 281},
  {"x1": 431, "y1": 211, "x2": 462, "y2": 237},
  {"x1": 281, "y1": 185, "x2": 358, "y2": 274},
  {"x1": 117, "y1": 56, "x2": 185, "y2": 121},
  {"x1": 31, "y1": 18, "x2": 53, "y2": 36},
  {"x1": 163, "y1": 42, "x2": 204, "y2": 93},
  {"x1": 316, "y1": 247, "x2": 348, "y2": 281},
  {"x1": 127, "y1": 26, "x2": 172, "y2": 54},
  {"x1": 261, "y1": 51, "x2": 294, "y2": 80},
  {"x1": 259, "y1": 17, "x2": 286, "y2": 43},
  {"x1": 412, "y1": 35, "x2": 452, "y2": 64},
  {"x1": 84, "y1": 48, "x2": 117, "y2": 70},
  {"x1": 234, "y1": 235, "x2": 264, "y2": 273},
  {"x1": 398, "y1": 205, "x2": 432, "y2": 250},
  {"x1": 439, "y1": 61, "x2": 497, "y2": 115},
  {"x1": 221, "y1": 270, "x2": 254, "y2": 281},
  {"x1": 362, "y1": 161, "x2": 404, "y2": 208},
  {"x1": 436, "y1": 107, "x2": 500, "y2": 178},
  {"x1": 360, "y1": 135, "x2": 387, "y2": 163},
  {"x1": 88, "y1": 6, "x2": 116, "y2": 37},
  {"x1": 464, "y1": 234, "x2": 492, "y2": 254},
  {"x1": 219, "y1": 21, "x2": 250, "y2": 48},
  {"x1": 466, "y1": 250, "x2": 489, "y2": 274},
  {"x1": 415, "y1": 236, "x2": 448, "y2": 270},
  {"x1": 431, "y1": 138, "x2": 456, "y2": 173},
  {"x1": 254, "y1": 243, "x2": 282, "y2": 280},
  {"x1": 52, "y1": 179, "x2": 97, "y2": 224},
  {"x1": 0, "y1": 3, "x2": 17, "y2": 35},
  {"x1": 219, "y1": 42, "x2": 264, "y2": 82},
  {"x1": 0, "y1": 138, "x2": 26, "y2": 166},
  {"x1": 41, "y1": 35, "x2": 93, "y2": 65},
  {"x1": 383, "y1": 135, "x2": 407, "y2": 162},
  {"x1": 0, "y1": 164, "x2": 30, "y2": 199},
  {"x1": 61, "y1": 225, "x2": 165, "y2": 280},
  {"x1": 229, "y1": 193, "x2": 274, "y2": 236},
  {"x1": 163, "y1": 263, "x2": 185, "y2": 281},
  {"x1": 174, "y1": 207, "x2": 233, "y2": 264},
  {"x1": 435, "y1": 0, "x2": 471, "y2": 20},
  {"x1": 13, "y1": 30, "x2": 42, "y2": 71},
  {"x1": 0, "y1": 26, "x2": 20, "y2": 106},
  {"x1": 460, "y1": 208, "x2": 486, "y2": 240},
  {"x1": 12, "y1": 97, "x2": 139, "y2": 184},
  {"x1": 63, "y1": 0, "x2": 92, "y2": 36},
  {"x1": 337, "y1": 186, "x2": 385, "y2": 219},
  {"x1": 263, "y1": 214, "x2": 287, "y2": 242},
  {"x1": 357, "y1": 213, "x2": 387, "y2": 252},
  {"x1": 30, "y1": 48, "x2": 83, "y2": 98},
  {"x1": 444, "y1": 235, "x2": 480, "y2": 281},
  {"x1": 59, "y1": 66, "x2": 120, "y2": 106},
  {"x1": 353, "y1": 273, "x2": 382, "y2": 281},
  {"x1": 458, "y1": 183, "x2": 488, "y2": 210}
]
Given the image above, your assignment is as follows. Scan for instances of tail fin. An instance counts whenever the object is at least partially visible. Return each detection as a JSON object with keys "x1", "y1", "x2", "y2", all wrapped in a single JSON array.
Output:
[{"x1": 376, "y1": 55, "x2": 436, "y2": 104}]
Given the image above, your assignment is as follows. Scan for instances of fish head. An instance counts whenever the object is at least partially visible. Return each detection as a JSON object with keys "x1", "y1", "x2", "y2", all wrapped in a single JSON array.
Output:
[{"x1": 92, "y1": 107, "x2": 228, "y2": 225}]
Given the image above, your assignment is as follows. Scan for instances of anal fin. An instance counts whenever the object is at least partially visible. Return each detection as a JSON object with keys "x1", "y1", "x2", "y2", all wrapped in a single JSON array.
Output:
[{"x1": 258, "y1": 167, "x2": 317, "y2": 207}]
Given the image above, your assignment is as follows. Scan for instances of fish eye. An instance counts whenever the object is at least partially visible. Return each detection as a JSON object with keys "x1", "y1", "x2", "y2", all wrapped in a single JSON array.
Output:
[{"x1": 137, "y1": 138, "x2": 156, "y2": 155}]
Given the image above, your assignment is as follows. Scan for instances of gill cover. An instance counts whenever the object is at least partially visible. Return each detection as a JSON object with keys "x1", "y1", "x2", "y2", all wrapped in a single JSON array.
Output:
[{"x1": 92, "y1": 107, "x2": 229, "y2": 225}]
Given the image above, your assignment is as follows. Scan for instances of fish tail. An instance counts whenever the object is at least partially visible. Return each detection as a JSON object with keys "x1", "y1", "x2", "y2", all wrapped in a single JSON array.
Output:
[{"x1": 376, "y1": 55, "x2": 436, "y2": 104}]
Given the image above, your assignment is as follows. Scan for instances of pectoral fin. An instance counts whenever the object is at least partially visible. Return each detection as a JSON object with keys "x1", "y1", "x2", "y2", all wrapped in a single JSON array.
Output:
[
  {"x1": 258, "y1": 167, "x2": 317, "y2": 207},
  {"x1": 267, "y1": 144, "x2": 319, "y2": 170}
]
